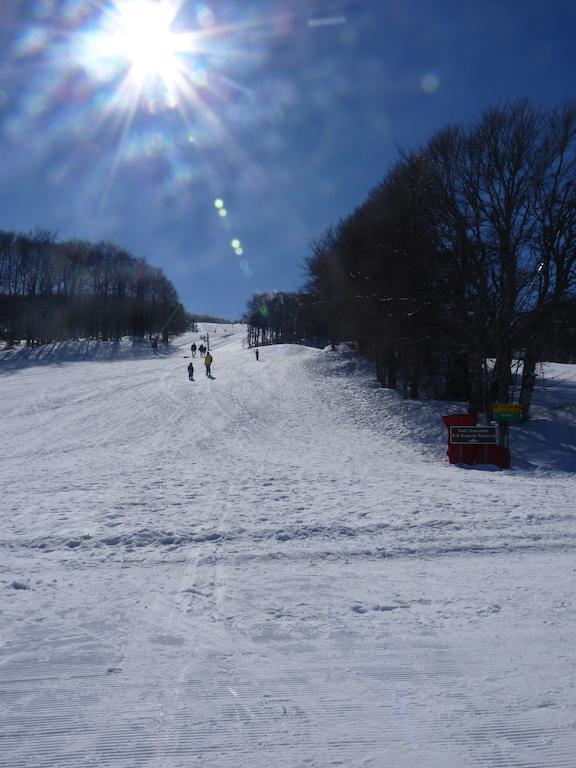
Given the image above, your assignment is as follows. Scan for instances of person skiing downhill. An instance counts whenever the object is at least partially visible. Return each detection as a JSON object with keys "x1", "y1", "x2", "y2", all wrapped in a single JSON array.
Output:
[
  {"x1": 204, "y1": 351, "x2": 213, "y2": 377},
  {"x1": 187, "y1": 362, "x2": 194, "y2": 381}
]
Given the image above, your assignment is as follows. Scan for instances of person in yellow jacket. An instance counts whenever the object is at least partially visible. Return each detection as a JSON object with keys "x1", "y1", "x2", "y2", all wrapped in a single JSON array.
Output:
[{"x1": 204, "y1": 351, "x2": 213, "y2": 376}]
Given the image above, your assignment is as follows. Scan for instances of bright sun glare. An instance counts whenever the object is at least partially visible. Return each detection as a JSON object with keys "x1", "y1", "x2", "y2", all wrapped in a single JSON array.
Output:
[{"x1": 112, "y1": 1, "x2": 182, "y2": 84}]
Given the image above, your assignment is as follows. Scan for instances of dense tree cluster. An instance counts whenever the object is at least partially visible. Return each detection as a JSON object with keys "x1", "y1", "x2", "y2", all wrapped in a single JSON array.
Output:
[
  {"x1": 0, "y1": 229, "x2": 189, "y2": 346},
  {"x1": 244, "y1": 291, "x2": 328, "y2": 349},
  {"x1": 246, "y1": 100, "x2": 576, "y2": 418},
  {"x1": 191, "y1": 313, "x2": 233, "y2": 325}
]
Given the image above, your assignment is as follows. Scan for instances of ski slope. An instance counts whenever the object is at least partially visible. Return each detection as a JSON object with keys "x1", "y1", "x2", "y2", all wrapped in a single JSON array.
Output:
[{"x1": 1, "y1": 324, "x2": 576, "y2": 768}]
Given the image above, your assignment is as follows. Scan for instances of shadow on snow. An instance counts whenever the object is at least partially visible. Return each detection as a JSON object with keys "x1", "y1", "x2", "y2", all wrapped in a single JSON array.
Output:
[{"x1": 0, "y1": 338, "x2": 175, "y2": 374}]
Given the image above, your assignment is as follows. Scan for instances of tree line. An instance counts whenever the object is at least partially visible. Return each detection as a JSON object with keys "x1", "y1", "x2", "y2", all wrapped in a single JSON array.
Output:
[
  {"x1": 244, "y1": 291, "x2": 327, "y2": 349},
  {"x1": 245, "y1": 100, "x2": 576, "y2": 419},
  {"x1": 0, "y1": 229, "x2": 189, "y2": 346}
]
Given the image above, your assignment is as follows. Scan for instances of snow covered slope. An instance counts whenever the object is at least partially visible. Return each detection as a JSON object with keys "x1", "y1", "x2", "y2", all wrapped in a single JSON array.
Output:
[{"x1": 1, "y1": 325, "x2": 575, "y2": 767}]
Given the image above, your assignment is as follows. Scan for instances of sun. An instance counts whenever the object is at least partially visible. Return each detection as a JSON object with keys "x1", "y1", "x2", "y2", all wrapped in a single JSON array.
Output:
[
  {"x1": 110, "y1": 1, "x2": 183, "y2": 85},
  {"x1": 85, "y1": 0, "x2": 197, "y2": 107}
]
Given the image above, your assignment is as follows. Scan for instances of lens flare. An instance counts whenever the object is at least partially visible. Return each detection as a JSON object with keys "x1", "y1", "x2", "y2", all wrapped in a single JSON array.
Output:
[
  {"x1": 3, "y1": 0, "x2": 305, "y2": 282},
  {"x1": 421, "y1": 72, "x2": 440, "y2": 94},
  {"x1": 114, "y1": 2, "x2": 180, "y2": 79},
  {"x1": 80, "y1": 0, "x2": 196, "y2": 111}
]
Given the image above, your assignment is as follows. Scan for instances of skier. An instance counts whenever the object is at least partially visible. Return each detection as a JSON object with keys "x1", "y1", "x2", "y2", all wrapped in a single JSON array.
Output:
[
  {"x1": 191, "y1": 343, "x2": 197, "y2": 357},
  {"x1": 187, "y1": 362, "x2": 194, "y2": 381},
  {"x1": 255, "y1": 348, "x2": 259, "y2": 361},
  {"x1": 204, "y1": 351, "x2": 213, "y2": 377}
]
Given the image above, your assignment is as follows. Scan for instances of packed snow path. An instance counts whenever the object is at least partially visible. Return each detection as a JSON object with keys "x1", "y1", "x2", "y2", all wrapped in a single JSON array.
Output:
[{"x1": 1, "y1": 325, "x2": 575, "y2": 768}]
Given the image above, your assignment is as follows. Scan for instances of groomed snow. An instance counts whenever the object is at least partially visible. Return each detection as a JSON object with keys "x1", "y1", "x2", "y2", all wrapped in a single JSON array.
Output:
[{"x1": 1, "y1": 325, "x2": 575, "y2": 767}]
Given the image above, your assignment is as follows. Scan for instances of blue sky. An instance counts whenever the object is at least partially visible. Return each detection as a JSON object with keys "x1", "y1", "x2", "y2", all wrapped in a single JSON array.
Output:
[{"x1": 1, "y1": 0, "x2": 576, "y2": 319}]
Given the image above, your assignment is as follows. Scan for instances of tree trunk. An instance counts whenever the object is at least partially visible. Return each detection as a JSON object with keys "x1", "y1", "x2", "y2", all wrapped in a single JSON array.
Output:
[
  {"x1": 493, "y1": 352, "x2": 513, "y2": 403},
  {"x1": 388, "y1": 350, "x2": 397, "y2": 390},
  {"x1": 375, "y1": 350, "x2": 387, "y2": 387},
  {"x1": 468, "y1": 353, "x2": 484, "y2": 415},
  {"x1": 519, "y1": 352, "x2": 538, "y2": 421},
  {"x1": 409, "y1": 360, "x2": 419, "y2": 399}
]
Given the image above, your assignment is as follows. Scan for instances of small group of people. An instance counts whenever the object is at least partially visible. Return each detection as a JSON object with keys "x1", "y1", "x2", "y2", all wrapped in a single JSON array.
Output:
[
  {"x1": 186, "y1": 340, "x2": 260, "y2": 382},
  {"x1": 187, "y1": 350, "x2": 213, "y2": 380},
  {"x1": 191, "y1": 342, "x2": 208, "y2": 357}
]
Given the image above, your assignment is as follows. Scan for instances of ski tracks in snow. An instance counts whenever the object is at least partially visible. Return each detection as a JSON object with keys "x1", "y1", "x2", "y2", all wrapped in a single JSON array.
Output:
[{"x1": 1, "y1": 326, "x2": 576, "y2": 766}]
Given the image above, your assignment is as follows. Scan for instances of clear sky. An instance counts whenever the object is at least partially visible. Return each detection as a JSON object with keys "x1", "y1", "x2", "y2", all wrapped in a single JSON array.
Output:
[{"x1": 1, "y1": 0, "x2": 576, "y2": 319}]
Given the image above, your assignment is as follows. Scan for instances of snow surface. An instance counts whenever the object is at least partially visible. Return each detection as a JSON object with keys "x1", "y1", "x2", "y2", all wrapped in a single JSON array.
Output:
[{"x1": 1, "y1": 324, "x2": 575, "y2": 767}]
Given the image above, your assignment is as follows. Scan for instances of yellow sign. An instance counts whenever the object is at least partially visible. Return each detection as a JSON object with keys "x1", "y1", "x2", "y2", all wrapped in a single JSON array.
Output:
[
  {"x1": 493, "y1": 404, "x2": 523, "y2": 423},
  {"x1": 493, "y1": 404, "x2": 522, "y2": 414}
]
